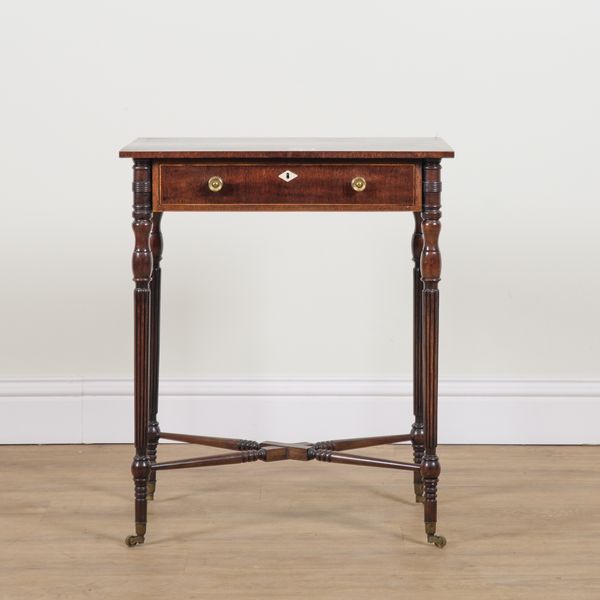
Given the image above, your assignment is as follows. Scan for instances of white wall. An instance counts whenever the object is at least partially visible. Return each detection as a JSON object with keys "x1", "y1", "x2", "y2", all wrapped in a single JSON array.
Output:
[{"x1": 1, "y1": 1, "x2": 599, "y2": 442}]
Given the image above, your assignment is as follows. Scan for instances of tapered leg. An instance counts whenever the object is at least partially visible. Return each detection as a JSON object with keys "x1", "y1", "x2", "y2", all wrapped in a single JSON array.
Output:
[
  {"x1": 147, "y1": 212, "x2": 163, "y2": 501},
  {"x1": 126, "y1": 159, "x2": 154, "y2": 547},
  {"x1": 420, "y1": 159, "x2": 446, "y2": 548},
  {"x1": 410, "y1": 212, "x2": 425, "y2": 502}
]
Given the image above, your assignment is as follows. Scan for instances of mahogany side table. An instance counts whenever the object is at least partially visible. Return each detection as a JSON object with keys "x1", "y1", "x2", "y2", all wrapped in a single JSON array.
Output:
[{"x1": 119, "y1": 138, "x2": 454, "y2": 548}]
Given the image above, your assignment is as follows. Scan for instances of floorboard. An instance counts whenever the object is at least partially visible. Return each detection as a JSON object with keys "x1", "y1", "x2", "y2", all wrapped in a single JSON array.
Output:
[{"x1": 0, "y1": 445, "x2": 598, "y2": 599}]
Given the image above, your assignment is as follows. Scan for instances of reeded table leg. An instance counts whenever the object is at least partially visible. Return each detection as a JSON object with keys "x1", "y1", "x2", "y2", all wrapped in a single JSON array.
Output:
[
  {"x1": 126, "y1": 159, "x2": 153, "y2": 547},
  {"x1": 410, "y1": 213, "x2": 425, "y2": 503},
  {"x1": 147, "y1": 212, "x2": 163, "y2": 501},
  {"x1": 420, "y1": 159, "x2": 446, "y2": 548}
]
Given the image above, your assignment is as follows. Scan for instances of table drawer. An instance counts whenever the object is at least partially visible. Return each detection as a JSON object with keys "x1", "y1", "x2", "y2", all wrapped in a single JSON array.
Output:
[{"x1": 153, "y1": 162, "x2": 421, "y2": 211}]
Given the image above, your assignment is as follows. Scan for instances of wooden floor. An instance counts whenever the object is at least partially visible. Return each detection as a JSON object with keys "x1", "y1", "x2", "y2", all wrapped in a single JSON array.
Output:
[{"x1": 1, "y1": 445, "x2": 599, "y2": 599}]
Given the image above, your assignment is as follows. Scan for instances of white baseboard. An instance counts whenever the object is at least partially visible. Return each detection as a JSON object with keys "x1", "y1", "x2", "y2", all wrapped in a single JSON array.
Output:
[{"x1": 1, "y1": 377, "x2": 598, "y2": 444}]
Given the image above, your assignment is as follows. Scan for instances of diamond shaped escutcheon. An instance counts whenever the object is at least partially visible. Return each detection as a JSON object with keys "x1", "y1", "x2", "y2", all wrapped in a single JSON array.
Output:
[{"x1": 278, "y1": 170, "x2": 298, "y2": 182}]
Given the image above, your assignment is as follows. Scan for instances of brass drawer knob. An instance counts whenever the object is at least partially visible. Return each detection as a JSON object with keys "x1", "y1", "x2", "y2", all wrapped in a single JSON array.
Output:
[
  {"x1": 351, "y1": 176, "x2": 366, "y2": 192},
  {"x1": 208, "y1": 176, "x2": 224, "y2": 192}
]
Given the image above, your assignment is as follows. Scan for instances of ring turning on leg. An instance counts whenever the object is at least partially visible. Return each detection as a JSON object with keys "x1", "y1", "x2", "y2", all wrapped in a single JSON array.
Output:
[
  {"x1": 419, "y1": 159, "x2": 446, "y2": 547},
  {"x1": 411, "y1": 212, "x2": 425, "y2": 503},
  {"x1": 127, "y1": 159, "x2": 153, "y2": 546},
  {"x1": 126, "y1": 453, "x2": 150, "y2": 545},
  {"x1": 146, "y1": 212, "x2": 163, "y2": 501}
]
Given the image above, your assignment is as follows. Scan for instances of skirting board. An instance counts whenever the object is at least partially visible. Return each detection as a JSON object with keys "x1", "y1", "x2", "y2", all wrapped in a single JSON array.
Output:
[{"x1": 0, "y1": 377, "x2": 599, "y2": 444}]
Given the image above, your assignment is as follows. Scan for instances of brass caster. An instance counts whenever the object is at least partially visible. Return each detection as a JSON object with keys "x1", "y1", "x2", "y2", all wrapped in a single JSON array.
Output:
[
  {"x1": 415, "y1": 495, "x2": 424, "y2": 503},
  {"x1": 427, "y1": 534, "x2": 447, "y2": 548},
  {"x1": 125, "y1": 535, "x2": 145, "y2": 547}
]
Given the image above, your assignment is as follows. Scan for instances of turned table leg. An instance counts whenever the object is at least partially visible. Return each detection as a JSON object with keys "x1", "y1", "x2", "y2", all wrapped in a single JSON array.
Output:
[
  {"x1": 126, "y1": 159, "x2": 153, "y2": 547},
  {"x1": 147, "y1": 212, "x2": 163, "y2": 501},
  {"x1": 411, "y1": 212, "x2": 425, "y2": 503},
  {"x1": 420, "y1": 159, "x2": 446, "y2": 548}
]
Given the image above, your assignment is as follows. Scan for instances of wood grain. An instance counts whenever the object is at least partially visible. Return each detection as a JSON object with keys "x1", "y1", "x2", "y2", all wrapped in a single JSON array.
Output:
[
  {"x1": 121, "y1": 140, "x2": 454, "y2": 547},
  {"x1": 420, "y1": 159, "x2": 443, "y2": 539},
  {"x1": 130, "y1": 159, "x2": 153, "y2": 541},
  {"x1": 119, "y1": 137, "x2": 455, "y2": 159},
  {"x1": 153, "y1": 162, "x2": 421, "y2": 212},
  {"x1": 411, "y1": 212, "x2": 425, "y2": 501},
  {"x1": 147, "y1": 212, "x2": 163, "y2": 499},
  {"x1": 1, "y1": 444, "x2": 598, "y2": 600}
]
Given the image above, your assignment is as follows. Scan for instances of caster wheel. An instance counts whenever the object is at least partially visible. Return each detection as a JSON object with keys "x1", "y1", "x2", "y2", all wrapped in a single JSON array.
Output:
[
  {"x1": 415, "y1": 495, "x2": 424, "y2": 503},
  {"x1": 125, "y1": 535, "x2": 144, "y2": 547},
  {"x1": 428, "y1": 534, "x2": 447, "y2": 548}
]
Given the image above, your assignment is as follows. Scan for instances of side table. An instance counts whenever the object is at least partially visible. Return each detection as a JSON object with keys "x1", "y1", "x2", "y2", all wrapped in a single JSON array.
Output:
[{"x1": 119, "y1": 137, "x2": 454, "y2": 547}]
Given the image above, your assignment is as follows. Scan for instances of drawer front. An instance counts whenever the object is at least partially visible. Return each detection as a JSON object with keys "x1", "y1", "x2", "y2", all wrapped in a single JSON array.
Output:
[{"x1": 153, "y1": 162, "x2": 421, "y2": 211}]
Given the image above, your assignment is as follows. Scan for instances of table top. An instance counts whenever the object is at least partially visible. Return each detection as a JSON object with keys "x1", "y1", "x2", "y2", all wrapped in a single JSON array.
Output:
[{"x1": 119, "y1": 137, "x2": 454, "y2": 159}]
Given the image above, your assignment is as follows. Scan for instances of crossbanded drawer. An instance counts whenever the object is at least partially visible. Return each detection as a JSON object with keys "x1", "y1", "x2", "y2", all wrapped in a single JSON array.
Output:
[{"x1": 153, "y1": 162, "x2": 421, "y2": 211}]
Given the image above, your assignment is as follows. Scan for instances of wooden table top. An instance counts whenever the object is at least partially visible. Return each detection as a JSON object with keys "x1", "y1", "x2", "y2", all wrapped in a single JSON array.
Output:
[{"x1": 119, "y1": 137, "x2": 454, "y2": 159}]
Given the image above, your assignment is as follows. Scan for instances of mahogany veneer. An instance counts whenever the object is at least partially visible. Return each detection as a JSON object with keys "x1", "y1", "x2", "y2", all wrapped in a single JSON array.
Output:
[
  {"x1": 154, "y1": 162, "x2": 421, "y2": 211},
  {"x1": 119, "y1": 137, "x2": 454, "y2": 548}
]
